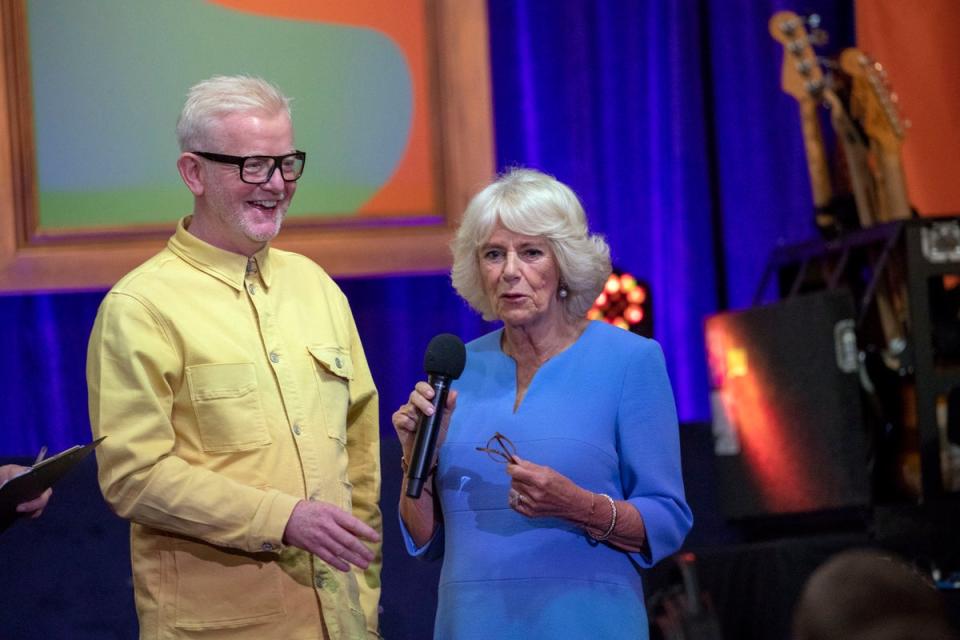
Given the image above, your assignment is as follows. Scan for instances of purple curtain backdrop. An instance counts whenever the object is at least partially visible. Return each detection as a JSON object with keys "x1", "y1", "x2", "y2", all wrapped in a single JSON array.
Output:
[{"x1": 0, "y1": 0, "x2": 854, "y2": 456}]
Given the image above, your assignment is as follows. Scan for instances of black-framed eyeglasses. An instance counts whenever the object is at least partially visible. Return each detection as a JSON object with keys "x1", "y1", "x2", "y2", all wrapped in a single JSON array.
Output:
[
  {"x1": 192, "y1": 150, "x2": 307, "y2": 184},
  {"x1": 476, "y1": 432, "x2": 519, "y2": 464}
]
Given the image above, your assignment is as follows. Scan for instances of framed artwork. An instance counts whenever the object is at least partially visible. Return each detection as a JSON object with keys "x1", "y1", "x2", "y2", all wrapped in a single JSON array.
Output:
[{"x1": 0, "y1": 0, "x2": 494, "y2": 292}]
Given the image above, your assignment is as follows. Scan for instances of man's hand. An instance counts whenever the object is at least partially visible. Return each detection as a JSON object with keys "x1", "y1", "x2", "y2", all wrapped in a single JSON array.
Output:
[
  {"x1": 282, "y1": 500, "x2": 380, "y2": 572},
  {"x1": 0, "y1": 464, "x2": 53, "y2": 519}
]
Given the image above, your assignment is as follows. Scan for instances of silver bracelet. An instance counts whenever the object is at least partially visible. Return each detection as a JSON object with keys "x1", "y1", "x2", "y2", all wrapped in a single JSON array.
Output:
[{"x1": 589, "y1": 493, "x2": 617, "y2": 541}]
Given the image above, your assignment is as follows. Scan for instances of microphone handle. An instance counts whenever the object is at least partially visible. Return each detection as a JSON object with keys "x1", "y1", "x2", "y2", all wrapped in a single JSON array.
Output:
[{"x1": 405, "y1": 374, "x2": 451, "y2": 499}]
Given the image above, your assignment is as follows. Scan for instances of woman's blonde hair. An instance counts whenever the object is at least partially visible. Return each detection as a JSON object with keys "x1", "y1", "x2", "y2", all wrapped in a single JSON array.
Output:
[{"x1": 451, "y1": 168, "x2": 611, "y2": 322}]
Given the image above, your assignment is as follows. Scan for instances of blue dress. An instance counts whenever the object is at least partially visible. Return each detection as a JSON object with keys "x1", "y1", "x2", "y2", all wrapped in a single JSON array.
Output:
[{"x1": 402, "y1": 321, "x2": 693, "y2": 639}]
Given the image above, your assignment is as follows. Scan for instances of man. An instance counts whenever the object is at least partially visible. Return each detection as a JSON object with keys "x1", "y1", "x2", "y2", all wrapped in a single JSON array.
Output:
[
  {"x1": 793, "y1": 548, "x2": 957, "y2": 640},
  {"x1": 87, "y1": 75, "x2": 382, "y2": 639}
]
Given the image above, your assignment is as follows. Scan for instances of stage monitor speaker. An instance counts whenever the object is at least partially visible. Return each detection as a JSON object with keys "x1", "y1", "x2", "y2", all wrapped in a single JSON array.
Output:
[{"x1": 704, "y1": 290, "x2": 870, "y2": 520}]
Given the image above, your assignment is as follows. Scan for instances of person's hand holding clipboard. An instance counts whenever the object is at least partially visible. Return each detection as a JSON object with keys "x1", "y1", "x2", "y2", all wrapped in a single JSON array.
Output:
[{"x1": 0, "y1": 437, "x2": 105, "y2": 532}]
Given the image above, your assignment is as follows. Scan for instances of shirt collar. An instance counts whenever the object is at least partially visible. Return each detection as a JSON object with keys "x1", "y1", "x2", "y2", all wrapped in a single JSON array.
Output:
[{"x1": 167, "y1": 216, "x2": 273, "y2": 291}]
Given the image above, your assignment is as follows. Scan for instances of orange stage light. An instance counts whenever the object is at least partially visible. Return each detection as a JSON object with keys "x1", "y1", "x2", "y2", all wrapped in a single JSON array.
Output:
[{"x1": 588, "y1": 269, "x2": 653, "y2": 337}]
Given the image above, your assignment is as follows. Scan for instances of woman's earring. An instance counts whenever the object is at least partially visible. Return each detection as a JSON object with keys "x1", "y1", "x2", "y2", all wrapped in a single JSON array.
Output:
[{"x1": 558, "y1": 281, "x2": 569, "y2": 299}]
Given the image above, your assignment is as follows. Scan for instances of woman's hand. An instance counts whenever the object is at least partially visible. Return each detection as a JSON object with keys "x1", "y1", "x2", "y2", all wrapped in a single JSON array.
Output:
[
  {"x1": 505, "y1": 458, "x2": 592, "y2": 523},
  {"x1": 506, "y1": 458, "x2": 648, "y2": 553},
  {"x1": 392, "y1": 383, "x2": 457, "y2": 544},
  {"x1": 391, "y1": 382, "x2": 458, "y2": 460}
]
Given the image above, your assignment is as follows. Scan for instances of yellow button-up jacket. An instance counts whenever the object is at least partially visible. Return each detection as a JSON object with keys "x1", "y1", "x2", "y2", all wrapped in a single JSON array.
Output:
[{"x1": 87, "y1": 218, "x2": 381, "y2": 639}]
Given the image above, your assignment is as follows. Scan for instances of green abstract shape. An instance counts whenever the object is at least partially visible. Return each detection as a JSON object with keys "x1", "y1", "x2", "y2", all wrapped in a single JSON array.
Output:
[{"x1": 27, "y1": 0, "x2": 413, "y2": 228}]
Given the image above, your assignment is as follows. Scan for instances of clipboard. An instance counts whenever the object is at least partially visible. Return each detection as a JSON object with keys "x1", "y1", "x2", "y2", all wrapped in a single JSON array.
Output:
[{"x1": 0, "y1": 436, "x2": 105, "y2": 532}]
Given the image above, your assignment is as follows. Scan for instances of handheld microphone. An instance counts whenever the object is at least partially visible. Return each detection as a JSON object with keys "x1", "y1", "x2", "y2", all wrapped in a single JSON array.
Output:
[{"x1": 406, "y1": 333, "x2": 466, "y2": 498}]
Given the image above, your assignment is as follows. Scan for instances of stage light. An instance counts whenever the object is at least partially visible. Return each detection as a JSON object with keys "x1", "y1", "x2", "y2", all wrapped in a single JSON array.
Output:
[
  {"x1": 624, "y1": 305, "x2": 643, "y2": 325},
  {"x1": 588, "y1": 269, "x2": 653, "y2": 337}
]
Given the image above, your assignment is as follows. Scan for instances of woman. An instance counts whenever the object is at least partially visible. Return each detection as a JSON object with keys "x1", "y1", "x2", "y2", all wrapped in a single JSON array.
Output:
[{"x1": 392, "y1": 168, "x2": 692, "y2": 639}]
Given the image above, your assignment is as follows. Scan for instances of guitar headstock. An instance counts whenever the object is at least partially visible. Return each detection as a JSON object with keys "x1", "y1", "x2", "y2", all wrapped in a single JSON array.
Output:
[
  {"x1": 769, "y1": 11, "x2": 826, "y2": 103},
  {"x1": 840, "y1": 47, "x2": 905, "y2": 152}
]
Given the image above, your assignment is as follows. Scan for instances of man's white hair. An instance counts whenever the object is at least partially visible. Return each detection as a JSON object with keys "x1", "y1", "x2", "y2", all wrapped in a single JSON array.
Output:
[{"x1": 175, "y1": 75, "x2": 291, "y2": 152}]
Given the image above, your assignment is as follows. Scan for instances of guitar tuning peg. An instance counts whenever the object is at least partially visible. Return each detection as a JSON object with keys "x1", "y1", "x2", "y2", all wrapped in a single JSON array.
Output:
[
  {"x1": 808, "y1": 28, "x2": 829, "y2": 46},
  {"x1": 805, "y1": 78, "x2": 825, "y2": 96},
  {"x1": 819, "y1": 56, "x2": 839, "y2": 70},
  {"x1": 803, "y1": 14, "x2": 830, "y2": 45},
  {"x1": 890, "y1": 92, "x2": 899, "y2": 104},
  {"x1": 788, "y1": 39, "x2": 808, "y2": 55},
  {"x1": 904, "y1": 118, "x2": 912, "y2": 130},
  {"x1": 779, "y1": 17, "x2": 798, "y2": 36},
  {"x1": 795, "y1": 59, "x2": 814, "y2": 75}
]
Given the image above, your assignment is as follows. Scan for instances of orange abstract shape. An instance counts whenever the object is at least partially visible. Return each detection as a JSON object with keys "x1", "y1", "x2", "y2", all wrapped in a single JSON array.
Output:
[{"x1": 210, "y1": 0, "x2": 434, "y2": 215}]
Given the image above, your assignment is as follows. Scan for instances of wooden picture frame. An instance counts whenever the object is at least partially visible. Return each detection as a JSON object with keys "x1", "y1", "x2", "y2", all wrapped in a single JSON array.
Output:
[{"x1": 0, "y1": 0, "x2": 493, "y2": 293}]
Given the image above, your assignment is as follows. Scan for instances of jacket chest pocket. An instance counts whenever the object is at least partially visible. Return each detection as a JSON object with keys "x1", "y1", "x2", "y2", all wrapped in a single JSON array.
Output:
[
  {"x1": 186, "y1": 362, "x2": 270, "y2": 452},
  {"x1": 307, "y1": 345, "x2": 353, "y2": 444}
]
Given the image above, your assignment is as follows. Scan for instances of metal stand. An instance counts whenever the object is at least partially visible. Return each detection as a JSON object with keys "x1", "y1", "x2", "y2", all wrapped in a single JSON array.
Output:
[{"x1": 755, "y1": 217, "x2": 960, "y2": 500}]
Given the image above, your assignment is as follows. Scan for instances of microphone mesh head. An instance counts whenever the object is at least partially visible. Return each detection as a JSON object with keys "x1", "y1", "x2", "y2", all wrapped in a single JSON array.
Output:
[{"x1": 423, "y1": 333, "x2": 467, "y2": 379}]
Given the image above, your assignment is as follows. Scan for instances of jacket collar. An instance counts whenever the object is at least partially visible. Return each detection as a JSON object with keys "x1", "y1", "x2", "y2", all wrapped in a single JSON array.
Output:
[{"x1": 167, "y1": 216, "x2": 273, "y2": 291}]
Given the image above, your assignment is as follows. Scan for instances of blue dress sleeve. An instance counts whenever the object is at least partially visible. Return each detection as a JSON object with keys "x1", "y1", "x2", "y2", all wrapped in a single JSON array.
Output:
[
  {"x1": 616, "y1": 338, "x2": 693, "y2": 567},
  {"x1": 398, "y1": 511, "x2": 445, "y2": 561}
]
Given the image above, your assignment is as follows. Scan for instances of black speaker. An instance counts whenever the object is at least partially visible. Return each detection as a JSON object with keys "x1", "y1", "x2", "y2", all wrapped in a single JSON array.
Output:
[{"x1": 704, "y1": 290, "x2": 871, "y2": 520}]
